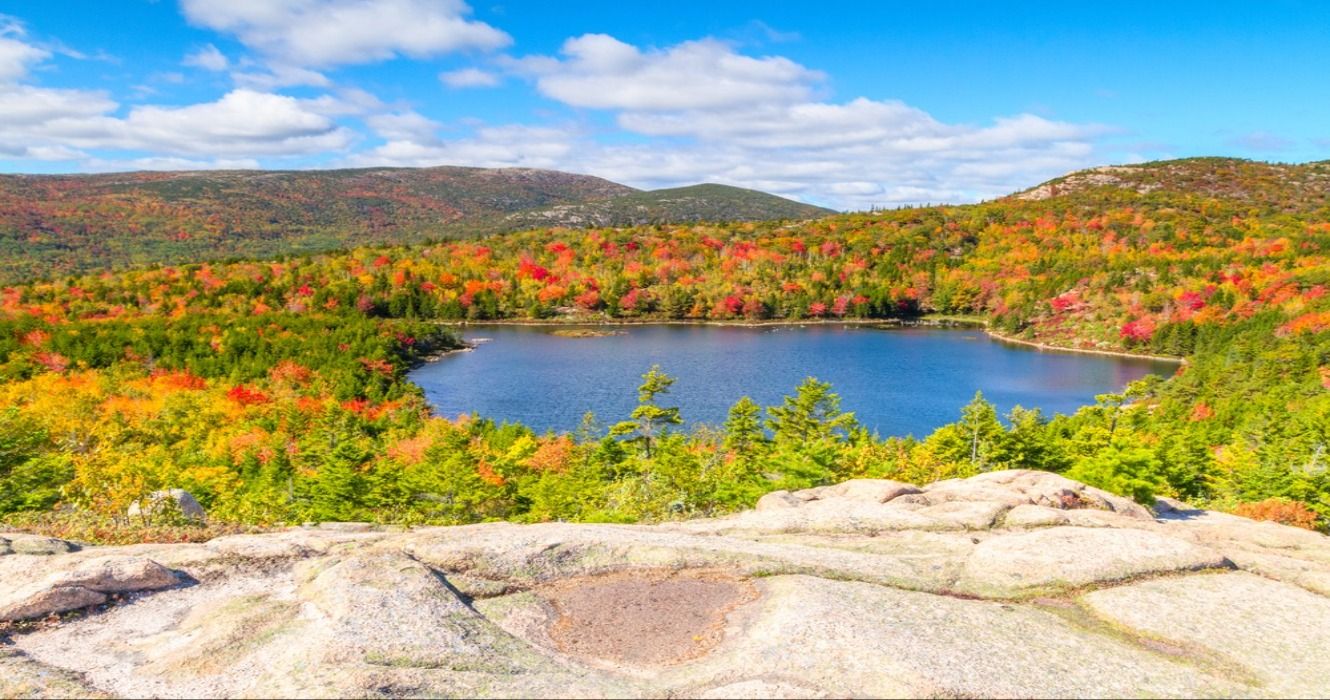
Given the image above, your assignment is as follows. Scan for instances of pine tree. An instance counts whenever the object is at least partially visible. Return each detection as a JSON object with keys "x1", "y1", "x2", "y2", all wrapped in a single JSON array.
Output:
[{"x1": 611, "y1": 365, "x2": 683, "y2": 458}]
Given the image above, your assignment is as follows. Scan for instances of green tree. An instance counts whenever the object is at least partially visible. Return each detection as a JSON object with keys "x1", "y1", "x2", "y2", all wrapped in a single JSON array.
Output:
[
  {"x1": 611, "y1": 365, "x2": 683, "y2": 458},
  {"x1": 958, "y1": 392, "x2": 1005, "y2": 471},
  {"x1": 767, "y1": 377, "x2": 857, "y2": 445},
  {"x1": 723, "y1": 396, "x2": 766, "y2": 457}
]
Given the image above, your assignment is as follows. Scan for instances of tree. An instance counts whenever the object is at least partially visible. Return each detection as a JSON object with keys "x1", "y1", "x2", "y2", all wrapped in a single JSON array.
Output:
[
  {"x1": 1066, "y1": 444, "x2": 1169, "y2": 505},
  {"x1": 767, "y1": 377, "x2": 857, "y2": 445},
  {"x1": 723, "y1": 396, "x2": 765, "y2": 457},
  {"x1": 958, "y1": 392, "x2": 1004, "y2": 471},
  {"x1": 611, "y1": 365, "x2": 682, "y2": 458}
]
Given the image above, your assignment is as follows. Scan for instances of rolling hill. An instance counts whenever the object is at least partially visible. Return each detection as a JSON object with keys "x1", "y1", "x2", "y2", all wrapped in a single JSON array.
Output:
[
  {"x1": 1012, "y1": 157, "x2": 1330, "y2": 211},
  {"x1": 494, "y1": 183, "x2": 835, "y2": 230},
  {"x1": 0, "y1": 167, "x2": 833, "y2": 283}
]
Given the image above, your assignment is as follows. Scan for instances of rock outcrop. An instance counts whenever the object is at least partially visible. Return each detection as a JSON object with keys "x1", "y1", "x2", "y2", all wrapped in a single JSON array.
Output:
[{"x1": 3, "y1": 470, "x2": 1329, "y2": 698}]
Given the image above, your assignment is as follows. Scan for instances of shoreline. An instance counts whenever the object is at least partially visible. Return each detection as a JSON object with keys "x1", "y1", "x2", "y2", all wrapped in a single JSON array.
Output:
[
  {"x1": 411, "y1": 343, "x2": 475, "y2": 368},
  {"x1": 437, "y1": 316, "x2": 988, "y2": 330},
  {"x1": 431, "y1": 316, "x2": 1185, "y2": 364},
  {"x1": 983, "y1": 329, "x2": 1185, "y2": 364}
]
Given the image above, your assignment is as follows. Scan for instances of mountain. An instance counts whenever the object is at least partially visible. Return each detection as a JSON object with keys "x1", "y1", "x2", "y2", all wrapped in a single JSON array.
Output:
[
  {"x1": 0, "y1": 167, "x2": 832, "y2": 283},
  {"x1": 1012, "y1": 157, "x2": 1330, "y2": 210},
  {"x1": 495, "y1": 183, "x2": 834, "y2": 230}
]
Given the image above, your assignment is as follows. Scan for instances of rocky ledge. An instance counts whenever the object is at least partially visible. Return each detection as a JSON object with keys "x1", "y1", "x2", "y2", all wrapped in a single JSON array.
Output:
[{"x1": 3, "y1": 470, "x2": 1330, "y2": 698}]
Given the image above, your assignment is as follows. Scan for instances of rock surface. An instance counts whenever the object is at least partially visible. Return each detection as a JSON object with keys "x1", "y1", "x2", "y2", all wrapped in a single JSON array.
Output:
[{"x1": 2, "y1": 470, "x2": 1329, "y2": 698}]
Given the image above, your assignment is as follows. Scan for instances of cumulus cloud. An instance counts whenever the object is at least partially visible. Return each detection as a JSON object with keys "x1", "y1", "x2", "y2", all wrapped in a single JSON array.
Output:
[
  {"x1": 120, "y1": 89, "x2": 354, "y2": 156},
  {"x1": 0, "y1": 83, "x2": 353, "y2": 160},
  {"x1": 232, "y1": 64, "x2": 330, "y2": 89},
  {"x1": 82, "y1": 156, "x2": 262, "y2": 172},
  {"x1": 0, "y1": 16, "x2": 51, "y2": 82},
  {"x1": 180, "y1": 0, "x2": 510, "y2": 67},
  {"x1": 399, "y1": 35, "x2": 1105, "y2": 207},
  {"x1": 347, "y1": 124, "x2": 576, "y2": 170},
  {"x1": 366, "y1": 111, "x2": 443, "y2": 142},
  {"x1": 440, "y1": 67, "x2": 499, "y2": 88},
  {"x1": 341, "y1": 108, "x2": 1102, "y2": 209},
  {"x1": 0, "y1": 18, "x2": 1109, "y2": 209},
  {"x1": 526, "y1": 34, "x2": 821, "y2": 111},
  {"x1": 183, "y1": 43, "x2": 228, "y2": 71}
]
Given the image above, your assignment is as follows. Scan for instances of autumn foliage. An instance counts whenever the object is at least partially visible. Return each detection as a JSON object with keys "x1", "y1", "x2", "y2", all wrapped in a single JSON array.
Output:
[
  {"x1": 2, "y1": 157, "x2": 1330, "y2": 533},
  {"x1": 1234, "y1": 498, "x2": 1320, "y2": 530}
]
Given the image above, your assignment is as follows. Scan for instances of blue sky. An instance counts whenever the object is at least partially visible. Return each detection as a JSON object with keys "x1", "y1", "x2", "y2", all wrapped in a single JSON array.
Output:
[{"x1": 1, "y1": 0, "x2": 1326, "y2": 208}]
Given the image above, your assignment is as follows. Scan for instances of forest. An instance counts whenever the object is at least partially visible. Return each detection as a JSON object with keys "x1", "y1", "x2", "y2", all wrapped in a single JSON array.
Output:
[{"x1": 1, "y1": 157, "x2": 1327, "y2": 539}]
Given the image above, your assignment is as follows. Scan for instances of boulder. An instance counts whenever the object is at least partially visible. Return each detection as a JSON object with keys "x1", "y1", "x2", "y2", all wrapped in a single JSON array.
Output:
[
  {"x1": 754, "y1": 490, "x2": 802, "y2": 511},
  {"x1": 959, "y1": 469, "x2": 1154, "y2": 519},
  {"x1": 954, "y1": 526, "x2": 1230, "y2": 598},
  {"x1": 127, "y1": 489, "x2": 206, "y2": 522},
  {"x1": 0, "y1": 533, "x2": 78, "y2": 556},
  {"x1": 0, "y1": 556, "x2": 178, "y2": 621},
  {"x1": 819, "y1": 479, "x2": 921, "y2": 503}
]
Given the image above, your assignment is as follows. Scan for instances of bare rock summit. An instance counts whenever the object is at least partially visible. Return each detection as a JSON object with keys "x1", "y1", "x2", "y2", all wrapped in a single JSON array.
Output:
[{"x1": 3, "y1": 470, "x2": 1329, "y2": 698}]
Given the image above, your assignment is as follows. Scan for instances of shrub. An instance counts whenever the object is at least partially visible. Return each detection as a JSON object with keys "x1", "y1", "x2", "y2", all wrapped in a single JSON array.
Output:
[{"x1": 1233, "y1": 498, "x2": 1319, "y2": 531}]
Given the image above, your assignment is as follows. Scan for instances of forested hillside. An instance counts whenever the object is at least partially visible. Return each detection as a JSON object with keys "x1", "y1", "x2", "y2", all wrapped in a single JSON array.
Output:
[
  {"x1": 0, "y1": 167, "x2": 831, "y2": 283},
  {"x1": 0, "y1": 157, "x2": 1327, "y2": 538}
]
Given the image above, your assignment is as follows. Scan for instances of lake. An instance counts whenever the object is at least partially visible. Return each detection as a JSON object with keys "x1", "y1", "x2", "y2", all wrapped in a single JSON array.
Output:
[{"x1": 409, "y1": 324, "x2": 1178, "y2": 437}]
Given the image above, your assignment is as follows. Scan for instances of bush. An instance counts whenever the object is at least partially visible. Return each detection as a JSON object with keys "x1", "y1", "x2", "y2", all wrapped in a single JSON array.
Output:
[{"x1": 1233, "y1": 498, "x2": 1320, "y2": 531}]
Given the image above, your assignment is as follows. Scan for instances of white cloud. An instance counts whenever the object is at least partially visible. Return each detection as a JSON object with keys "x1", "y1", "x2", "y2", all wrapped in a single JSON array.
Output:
[
  {"x1": 366, "y1": 111, "x2": 443, "y2": 142},
  {"x1": 300, "y1": 88, "x2": 384, "y2": 116},
  {"x1": 183, "y1": 43, "x2": 228, "y2": 71},
  {"x1": 0, "y1": 16, "x2": 51, "y2": 83},
  {"x1": 0, "y1": 83, "x2": 117, "y2": 126},
  {"x1": 346, "y1": 124, "x2": 576, "y2": 170},
  {"x1": 0, "y1": 19, "x2": 1110, "y2": 209},
  {"x1": 446, "y1": 35, "x2": 1105, "y2": 207},
  {"x1": 440, "y1": 67, "x2": 499, "y2": 88},
  {"x1": 339, "y1": 107, "x2": 1103, "y2": 209},
  {"x1": 0, "y1": 82, "x2": 353, "y2": 160},
  {"x1": 232, "y1": 64, "x2": 330, "y2": 89},
  {"x1": 83, "y1": 156, "x2": 262, "y2": 172},
  {"x1": 180, "y1": 0, "x2": 510, "y2": 67},
  {"x1": 527, "y1": 34, "x2": 821, "y2": 111},
  {"x1": 120, "y1": 89, "x2": 354, "y2": 156}
]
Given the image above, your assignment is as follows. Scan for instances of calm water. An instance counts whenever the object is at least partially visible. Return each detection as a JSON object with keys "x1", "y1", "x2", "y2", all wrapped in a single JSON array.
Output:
[{"x1": 410, "y1": 325, "x2": 1177, "y2": 437}]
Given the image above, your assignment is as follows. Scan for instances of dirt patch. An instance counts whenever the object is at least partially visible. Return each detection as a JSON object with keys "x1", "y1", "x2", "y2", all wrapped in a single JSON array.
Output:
[{"x1": 541, "y1": 568, "x2": 757, "y2": 667}]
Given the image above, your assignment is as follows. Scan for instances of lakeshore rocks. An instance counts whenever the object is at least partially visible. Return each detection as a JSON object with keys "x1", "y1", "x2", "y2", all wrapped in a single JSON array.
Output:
[{"x1": 2, "y1": 470, "x2": 1329, "y2": 698}]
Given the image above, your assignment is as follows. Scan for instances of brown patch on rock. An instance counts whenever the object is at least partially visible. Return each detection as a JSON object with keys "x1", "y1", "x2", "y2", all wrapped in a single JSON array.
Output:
[{"x1": 541, "y1": 568, "x2": 757, "y2": 667}]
